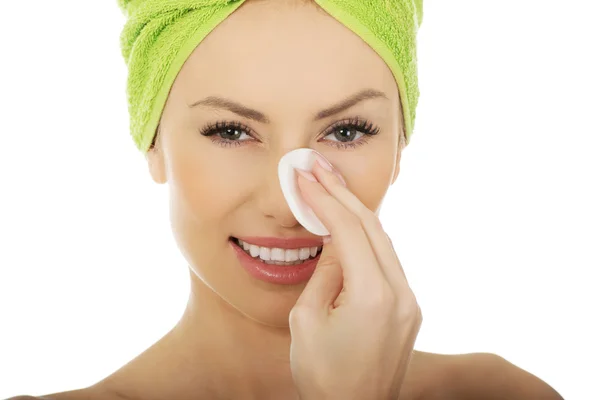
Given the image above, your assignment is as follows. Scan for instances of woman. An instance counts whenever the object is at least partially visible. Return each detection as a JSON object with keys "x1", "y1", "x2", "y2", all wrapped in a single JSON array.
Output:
[{"x1": 8, "y1": 0, "x2": 563, "y2": 399}]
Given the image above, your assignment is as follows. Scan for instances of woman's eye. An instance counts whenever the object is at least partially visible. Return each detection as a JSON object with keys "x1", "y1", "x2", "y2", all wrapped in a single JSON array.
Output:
[
  {"x1": 198, "y1": 121, "x2": 256, "y2": 148},
  {"x1": 323, "y1": 127, "x2": 365, "y2": 143},
  {"x1": 319, "y1": 119, "x2": 380, "y2": 150},
  {"x1": 217, "y1": 127, "x2": 252, "y2": 142},
  {"x1": 200, "y1": 118, "x2": 379, "y2": 150}
]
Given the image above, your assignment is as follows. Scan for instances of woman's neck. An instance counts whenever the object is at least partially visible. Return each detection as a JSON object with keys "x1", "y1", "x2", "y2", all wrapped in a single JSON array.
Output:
[{"x1": 99, "y1": 274, "x2": 300, "y2": 400}]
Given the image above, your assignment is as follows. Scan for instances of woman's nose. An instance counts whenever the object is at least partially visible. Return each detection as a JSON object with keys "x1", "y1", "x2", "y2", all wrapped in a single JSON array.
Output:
[{"x1": 256, "y1": 157, "x2": 301, "y2": 230}]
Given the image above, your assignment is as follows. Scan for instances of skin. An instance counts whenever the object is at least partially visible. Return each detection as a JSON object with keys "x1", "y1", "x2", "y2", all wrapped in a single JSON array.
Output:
[{"x1": 8, "y1": 0, "x2": 564, "y2": 399}]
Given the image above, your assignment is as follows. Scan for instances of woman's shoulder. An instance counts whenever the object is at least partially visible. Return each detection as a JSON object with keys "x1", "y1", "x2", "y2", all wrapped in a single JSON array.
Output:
[
  {"x1": 4, "y1": 387, "x2": 114, "y2": 400},
  {"x1": 5, "y1": 397, "x2": 53, "y2": 400},
  {"x1": 4, "y1": 352, "x2": 564, "y2": 400},
  {"x1": 6, "y1": 396, "x2": 69, "y2": 400},
  {"x1": 5, "y1": 397, "x2": 44, "y2": 400},
  {"x1": 420, "y1": 351, "x2": 564, "y2": 400}
]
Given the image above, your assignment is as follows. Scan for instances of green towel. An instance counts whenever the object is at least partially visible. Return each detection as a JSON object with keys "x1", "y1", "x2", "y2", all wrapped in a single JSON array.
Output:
[{"x1": 118, "y1": 0, "x2": 423, "y2": 154}]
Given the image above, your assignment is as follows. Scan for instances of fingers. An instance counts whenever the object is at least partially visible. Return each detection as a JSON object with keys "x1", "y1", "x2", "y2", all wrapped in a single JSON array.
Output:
[
  {"x1": 296, "y1": 169, "x2": 385, "y2": 292},
  {"x1": 384, "y1": 232, "x2": 407, "y2": 281},
  {"x1": 308, "y1": 158, "x2": 410, "y2": 295},
  {"x1": 294, "y1": 254, "x2": 343, "y2": 313}
]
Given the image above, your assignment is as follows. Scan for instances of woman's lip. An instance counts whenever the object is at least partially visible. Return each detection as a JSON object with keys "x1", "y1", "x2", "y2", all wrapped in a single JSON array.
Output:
[
  {"x1": 234, "y1": 236, "x2": 324, "y2": 249},
  {"x1": 229, "y1": 238, "x2": 320, "y2": 285}
]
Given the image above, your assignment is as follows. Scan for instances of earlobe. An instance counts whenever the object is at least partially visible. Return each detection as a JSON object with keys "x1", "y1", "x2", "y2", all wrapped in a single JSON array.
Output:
[
  {"x1": 391, "y1": 129, "x2": 405, "y2": 185},
  {"x1": 391, "y1": 147, "x2": 402, "y2": 185},
  {"x1": 146, "y1": 145, "x2": 167, "y2": 184},
  {"x1": 391, "y1": 161, "x2": 401, "y2": 185}
]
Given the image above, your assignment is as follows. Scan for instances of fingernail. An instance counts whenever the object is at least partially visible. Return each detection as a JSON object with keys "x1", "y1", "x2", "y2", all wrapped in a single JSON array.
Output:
[
  {"x1": 333, "y1": 171, "x2": 347, "y2": 187},
  {"x1": 315, "y1": 154, "x2": 346, "y2": 187},
  {"x1": 295, "y1": 168, "x2": 318, "y2": 182},
  {"x1": 315, "y1": 155, "x2": 333, "y2": 172}
]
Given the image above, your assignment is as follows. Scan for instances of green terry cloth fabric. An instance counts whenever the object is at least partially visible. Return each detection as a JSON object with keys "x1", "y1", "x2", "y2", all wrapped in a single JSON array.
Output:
[{"x1": 118, "y1": 0, "x2": 423, "y2": 154}]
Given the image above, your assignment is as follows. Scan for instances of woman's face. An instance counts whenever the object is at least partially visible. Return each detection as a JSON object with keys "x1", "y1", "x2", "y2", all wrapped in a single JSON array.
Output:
[{"x1": 147, "y1": 0, "x2": 404, "y2": 327}]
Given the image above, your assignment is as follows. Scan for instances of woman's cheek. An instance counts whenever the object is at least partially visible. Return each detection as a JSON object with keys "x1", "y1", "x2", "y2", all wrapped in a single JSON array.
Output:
[
  {"x1": 341, "y1": 151, "x2": 396, "y2": 212},
  {"x1": 180, "y1": 151, "x2": 259, "y2": 214}
]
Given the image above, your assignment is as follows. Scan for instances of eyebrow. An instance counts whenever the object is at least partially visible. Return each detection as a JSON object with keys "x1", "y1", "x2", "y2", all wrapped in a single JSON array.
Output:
[{"x1": 188, "y1": 88, "x2": 388, "y2": 124}]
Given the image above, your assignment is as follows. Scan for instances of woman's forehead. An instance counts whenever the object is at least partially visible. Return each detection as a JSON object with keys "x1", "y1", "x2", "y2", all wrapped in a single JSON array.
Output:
[{"x1": 177, "y1": 1, "x2": 396, "y2": 91}]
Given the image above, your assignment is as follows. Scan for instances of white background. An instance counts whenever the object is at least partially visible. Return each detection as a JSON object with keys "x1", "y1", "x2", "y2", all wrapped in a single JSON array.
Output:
[{"x1": 1, "y1": 1, "x2": 598, "y2": 399}]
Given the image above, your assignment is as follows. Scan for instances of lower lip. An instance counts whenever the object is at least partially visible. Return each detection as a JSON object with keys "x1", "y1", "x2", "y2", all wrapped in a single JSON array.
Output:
[{"x1": 229, "y1": 238, "x2": 320, "y2": 285}]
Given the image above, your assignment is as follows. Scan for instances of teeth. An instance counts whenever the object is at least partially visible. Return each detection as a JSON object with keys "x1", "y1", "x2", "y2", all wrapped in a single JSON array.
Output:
[
  {"x1": 259, "y1": 247, "x2": 271, "y2": 261},
  {"x1": 285, "y1": 249, "x2": 299, "y2": 262},
  {"x1": 265, "y1": 259, "x2": 305, "y2": 266},
  {"x1": 271, "y1": 248, "x2": 285, "y2": 262},
  {"x1": 299, "y1": 248, "x2": 310, "y2": 260},
  {"x1": 236, "y1": 238, "x2": 322, "y2": 263}
]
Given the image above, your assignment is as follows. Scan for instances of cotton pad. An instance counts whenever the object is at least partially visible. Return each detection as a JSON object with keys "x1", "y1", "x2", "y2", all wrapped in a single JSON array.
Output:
[{"x1": 278, "y1": 148, "x2": 330, "y2": 236}]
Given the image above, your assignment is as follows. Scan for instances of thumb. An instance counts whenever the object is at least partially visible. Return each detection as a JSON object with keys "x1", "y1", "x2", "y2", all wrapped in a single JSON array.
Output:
[{"x1": 295, "y1": 250, "x2": 343, "y2": 312}]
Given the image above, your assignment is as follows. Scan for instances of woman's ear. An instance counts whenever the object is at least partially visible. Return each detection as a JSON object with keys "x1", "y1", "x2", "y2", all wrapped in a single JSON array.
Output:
[
  {"x1": 391, "y1": 160, "x2": 401, "y2": 185},
  {"x1": 391, "y1": 130, "x2": 405, "y2": 185},
  {"x1": 146, "y1": 129, "x2": 167, "y2": 184}
]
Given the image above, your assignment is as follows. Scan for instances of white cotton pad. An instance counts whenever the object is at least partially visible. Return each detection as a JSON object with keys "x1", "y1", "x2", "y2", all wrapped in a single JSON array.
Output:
[{"x1": 278, "y1": 148, "x2": 330, "y2": 236}]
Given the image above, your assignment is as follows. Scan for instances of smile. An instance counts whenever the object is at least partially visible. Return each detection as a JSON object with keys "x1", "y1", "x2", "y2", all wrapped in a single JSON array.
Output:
[{"x1": 232, "y1": 237, "x2": 323, "y2": 266}]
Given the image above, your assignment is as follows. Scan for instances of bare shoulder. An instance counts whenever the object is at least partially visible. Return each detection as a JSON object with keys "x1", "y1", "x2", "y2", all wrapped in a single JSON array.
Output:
[
  {"x1": 5, "y1": 397, "x2": 56, "y2": 400},
  {"x1": 400, "y1": 350, "x2": 457, "y2": 399},
  {"x1": 426, "y1": 351, "x2": 565, "y2": 400},
  {"x1": 5, "y1": 397, "x2": 46, "y2": 400},
  {"x1": 5, "y1": 391, "x2": 87, "y2": 400},
  {"x1": 5, "y1": 386, "x2": 122, "y2": 400}
]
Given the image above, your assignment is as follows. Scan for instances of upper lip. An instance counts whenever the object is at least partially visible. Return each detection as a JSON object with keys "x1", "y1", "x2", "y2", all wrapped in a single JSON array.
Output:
[{"x1": 234, "y1": 236, "x2": 324, "y2": 249}]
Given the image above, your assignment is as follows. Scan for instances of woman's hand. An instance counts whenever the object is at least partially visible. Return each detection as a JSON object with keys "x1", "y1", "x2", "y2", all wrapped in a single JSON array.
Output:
[{"x1": 289, "y1": 156, "x2": 422, "y2": 400}]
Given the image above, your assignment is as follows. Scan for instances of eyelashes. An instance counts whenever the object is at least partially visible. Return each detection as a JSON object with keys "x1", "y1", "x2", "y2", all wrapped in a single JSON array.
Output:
[{"x1": 198, "y1": 116, "x2": 381, "y2": 150}]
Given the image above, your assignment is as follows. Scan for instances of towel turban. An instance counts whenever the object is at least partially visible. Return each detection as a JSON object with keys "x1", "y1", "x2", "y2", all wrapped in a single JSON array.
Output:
[{"x1": 118, "y1": 0, "x2": 423, "y2": 154}]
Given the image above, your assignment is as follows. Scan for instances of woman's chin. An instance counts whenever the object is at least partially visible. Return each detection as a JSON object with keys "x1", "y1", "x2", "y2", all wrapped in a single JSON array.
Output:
[{"x1": 187, "y1": 257, "x2": 306, "y2": 328}]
